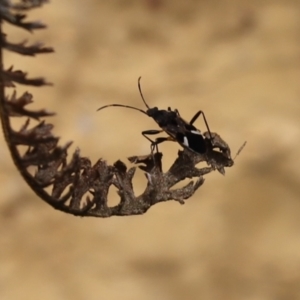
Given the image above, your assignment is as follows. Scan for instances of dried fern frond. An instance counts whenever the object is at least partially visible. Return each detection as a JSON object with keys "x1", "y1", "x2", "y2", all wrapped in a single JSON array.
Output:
[{"x1": 0, "y1": 0, "x2": 235, "y2": 217}]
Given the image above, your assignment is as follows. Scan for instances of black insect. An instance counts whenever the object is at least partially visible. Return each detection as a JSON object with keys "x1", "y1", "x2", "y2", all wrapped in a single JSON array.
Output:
[{"x1": 97, "y1": 77, "x2": 215, "y2": 155}]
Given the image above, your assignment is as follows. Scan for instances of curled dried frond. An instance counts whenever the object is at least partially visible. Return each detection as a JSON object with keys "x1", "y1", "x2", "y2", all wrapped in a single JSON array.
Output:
[{"x1": 0, "y1": 0, "x2": 237, "y2": 217}]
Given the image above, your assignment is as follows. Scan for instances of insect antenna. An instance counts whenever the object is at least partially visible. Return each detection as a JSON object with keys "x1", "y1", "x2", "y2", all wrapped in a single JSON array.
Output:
[
  {"x1": 233, "y1": 141, "x2": 247, "y2": 160},
  {"x1": 138, "y1": 76, "x2": 150, "y2": 110},
  {"x1": 97, "y1": 104, "x2": 147, "y2": 116}
]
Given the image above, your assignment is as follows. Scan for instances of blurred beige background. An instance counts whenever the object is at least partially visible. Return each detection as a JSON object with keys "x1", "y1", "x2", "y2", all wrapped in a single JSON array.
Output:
[{"x1": 1, "y1": 0, "x2": 300, "y2": 299}]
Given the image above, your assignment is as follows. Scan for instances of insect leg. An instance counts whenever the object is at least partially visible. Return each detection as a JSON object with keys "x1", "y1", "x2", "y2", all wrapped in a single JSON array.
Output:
[
  {"x1": 142, "y1": 130, "x2": 173, "y2": 153},
  {"x1": 151, "y1": 137, "x2": 174, "y2": 153},
  {"x1": 189, "y1": 110, "x2": 213, "y2": 141},
  {"x1": 142, "y1": 130, "x2": 163, "y2": 153}
]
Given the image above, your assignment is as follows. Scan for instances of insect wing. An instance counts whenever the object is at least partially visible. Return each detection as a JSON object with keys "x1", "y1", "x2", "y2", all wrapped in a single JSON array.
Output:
[
  {"x1": 180, "y1": 130, "x2": 206, "y2": 153},
  {"x1": 163, "y1": 117, "x2": 207, "y2": 154}
]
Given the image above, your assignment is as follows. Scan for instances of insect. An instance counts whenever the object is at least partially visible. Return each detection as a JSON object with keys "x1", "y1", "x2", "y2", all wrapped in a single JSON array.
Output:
[{"x1": 97, "y1": 77, "x2": 216, "y2": 155}]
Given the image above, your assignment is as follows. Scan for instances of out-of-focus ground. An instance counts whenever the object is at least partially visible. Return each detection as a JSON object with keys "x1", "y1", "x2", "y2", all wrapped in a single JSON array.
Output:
[{"x1": 1, "y1": 0, "x2": 300, "y2": 299}]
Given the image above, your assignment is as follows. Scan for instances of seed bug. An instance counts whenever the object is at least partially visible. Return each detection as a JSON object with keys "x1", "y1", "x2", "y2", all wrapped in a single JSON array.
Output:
[{"x1": 97, "y1": 77, "x2": 216, "y2": 155}]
